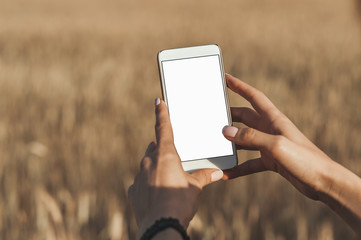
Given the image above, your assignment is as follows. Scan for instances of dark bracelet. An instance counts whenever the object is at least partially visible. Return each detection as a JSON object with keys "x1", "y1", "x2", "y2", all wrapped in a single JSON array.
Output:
[{"x1": 140, "y1": 217, "x2": 190, "y2": 240}]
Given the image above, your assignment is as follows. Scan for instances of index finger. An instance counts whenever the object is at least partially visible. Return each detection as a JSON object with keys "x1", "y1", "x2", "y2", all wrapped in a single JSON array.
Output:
[
  {"x1": 225, "y1": 74, "x2": 281, "y2": 119},
  {"x1": 155, "y1": 98, "x2": 174, "y2": 146}
]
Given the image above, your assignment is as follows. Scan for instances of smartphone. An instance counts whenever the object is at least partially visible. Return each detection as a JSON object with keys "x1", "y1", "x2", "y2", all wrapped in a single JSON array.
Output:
[{"x1": 157, "y1": 44, "x2": 237, "y2": 172}]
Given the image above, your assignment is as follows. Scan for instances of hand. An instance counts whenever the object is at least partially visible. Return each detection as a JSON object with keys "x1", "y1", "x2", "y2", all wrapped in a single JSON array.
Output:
[
  {"x1": 222, "y1": 74, "x2": 361, "y2": 235},
  {"x1": 222, "y1": 74, "x2": 331, "y2": 199},
  {"x1": 128, "y1": 98, "x2": 223, "y2": 239}
]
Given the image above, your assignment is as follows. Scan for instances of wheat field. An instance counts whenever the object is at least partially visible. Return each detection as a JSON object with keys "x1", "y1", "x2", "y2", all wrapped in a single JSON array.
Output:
[{"x1": 0, "y1": 0, "x2": 361, "y2": 239}]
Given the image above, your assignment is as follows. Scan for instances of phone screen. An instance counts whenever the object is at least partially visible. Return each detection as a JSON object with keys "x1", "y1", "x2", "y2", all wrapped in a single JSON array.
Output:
[{"x1": 162, "y1": 54, "x2": 233, "y2": 162}]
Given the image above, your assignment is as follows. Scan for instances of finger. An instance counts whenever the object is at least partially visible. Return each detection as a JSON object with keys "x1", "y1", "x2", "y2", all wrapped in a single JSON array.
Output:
[
  {"x1": 226, "y1": 75, "x2": 319, "y2": 151},
  {"x1": 222, "y1": 125, "x2": 273, "y2": 149},
  {"x1": 225, "y1": 74, "x2": 281, "y2": 119},
  {"x1": 145, "y1": 142, "x2": 157, "y2": 155},
  {"x1": 128, "y1": 184, "x2": 135, "y2": 199},
  {"x1": 222, "y1": 158, "x2": 268, "y2": 180},
  {"x1": 140, "y1": 142, "x2": 154, "y2": 169},
  {"x1": 155, "y1": 98, "x2": 174, "y2": 146},
  {"x1": 140, "y1": 156, "x2": 152, "y2": 170},
  {"x1": 191, "y1": 169, "x2": 223, "y2": 188},
  {"x1": 231, "y1": 107, "x2": 261, "y2": 128}
]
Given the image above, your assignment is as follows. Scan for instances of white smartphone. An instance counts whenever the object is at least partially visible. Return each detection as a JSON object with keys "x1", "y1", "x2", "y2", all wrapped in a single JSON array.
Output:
[{"x1": 157, "y1": 44, "x2": 237, "y2": 172}]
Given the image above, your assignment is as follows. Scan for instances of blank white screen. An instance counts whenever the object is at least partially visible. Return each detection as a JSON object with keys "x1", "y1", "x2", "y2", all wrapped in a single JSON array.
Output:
[{"x1": 162, "y1": 55, "x2": 233, "y2": 162}]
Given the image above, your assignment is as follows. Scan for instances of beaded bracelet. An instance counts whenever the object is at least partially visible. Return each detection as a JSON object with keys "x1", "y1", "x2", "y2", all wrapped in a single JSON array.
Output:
[{"x1": 140, "y1": 217, "x2": 190, "y2": 240}]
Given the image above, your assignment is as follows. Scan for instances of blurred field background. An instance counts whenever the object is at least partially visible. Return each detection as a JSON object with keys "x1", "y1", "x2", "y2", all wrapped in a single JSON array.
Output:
[{"x1": 1, "y1": 0, "x2": 361, "y2": 239}]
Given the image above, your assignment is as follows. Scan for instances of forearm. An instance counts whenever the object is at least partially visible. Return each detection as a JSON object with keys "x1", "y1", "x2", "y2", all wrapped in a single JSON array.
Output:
[{"x1": 319, "y1": 160, "x2": 361, "y2": 235}]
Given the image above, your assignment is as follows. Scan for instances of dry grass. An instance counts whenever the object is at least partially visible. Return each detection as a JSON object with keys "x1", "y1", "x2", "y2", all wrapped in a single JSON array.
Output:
[{"x1": 0, "y1": 0, "x2": 361, "y2": 239}]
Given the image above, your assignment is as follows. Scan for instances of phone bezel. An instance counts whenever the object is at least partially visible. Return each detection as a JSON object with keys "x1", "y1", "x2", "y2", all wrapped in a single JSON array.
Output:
[{"x1": 157, "y1": 44, "x2": 237, "y2": 172}]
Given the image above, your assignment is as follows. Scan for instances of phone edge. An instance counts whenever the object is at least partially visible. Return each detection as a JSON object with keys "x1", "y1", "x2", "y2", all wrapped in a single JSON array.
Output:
[{"x1": 156, "y1": 45, "x2": 238, "y2": 171}]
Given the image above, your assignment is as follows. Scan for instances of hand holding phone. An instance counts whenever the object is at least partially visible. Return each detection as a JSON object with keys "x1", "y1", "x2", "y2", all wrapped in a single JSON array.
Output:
[{"x1": 128, "y1": 99, "x2": 224, "y2": 238}]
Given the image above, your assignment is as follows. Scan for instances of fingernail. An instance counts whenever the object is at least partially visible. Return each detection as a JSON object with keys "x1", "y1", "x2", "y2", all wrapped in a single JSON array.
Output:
[
  {"x1": 225, "y1": 73, "x2": 232, "y2": 77},
  {"x1": 154, "y1": 98, "x2": 160, "y2": 106},
  {"x1": 222, "y1": 126, "x2": 238, "y2": 138},
  {"x1": 211, "y1": 170, "x2": 223, "y2": 182}
]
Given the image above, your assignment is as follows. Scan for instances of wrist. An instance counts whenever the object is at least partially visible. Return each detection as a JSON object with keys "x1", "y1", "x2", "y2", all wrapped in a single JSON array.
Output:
[
  {"x1": 316, "y1": 159, "x2": 351, "y2": 202},
  {"x1": 139, "y1": 217, "x2": 189, "y2": 240},
  {"x1": 316, "y1": 159, "x2": 361, "y2": 234},
  {"x1": 304, "y1": 155, "x2": 344, "y2": 202},
  {"x1": 138, "y1": 206, "x2": 191, "y2": 238}
]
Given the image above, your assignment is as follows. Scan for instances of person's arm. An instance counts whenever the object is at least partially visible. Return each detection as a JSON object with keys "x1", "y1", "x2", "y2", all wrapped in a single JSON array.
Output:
[
  {"x1": 222, "y1": 74, "x2": 361, "y2": 235},
  {"x1": 128, "y1": 98, "x2": 224, "y2": 240}
]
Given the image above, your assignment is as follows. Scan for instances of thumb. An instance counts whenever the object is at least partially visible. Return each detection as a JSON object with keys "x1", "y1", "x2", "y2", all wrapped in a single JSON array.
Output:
[
  {"x1": 222, "y1": 126, "x2": 272, "y2": 149},
  {"x1": 191, "y1": 169, "x2": 223, "y2": 188}
]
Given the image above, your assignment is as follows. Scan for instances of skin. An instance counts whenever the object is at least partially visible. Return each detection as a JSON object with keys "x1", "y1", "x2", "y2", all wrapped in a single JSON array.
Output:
[
  {"x1": 128, "y1": 98, "x2": 223, "y2": 240},
  {"x1": 222, "y1": 74, "x2": 361, "y2": 236},
  {"x1": 129, "y1": 74, "x2": 361, "y2": 238}
]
